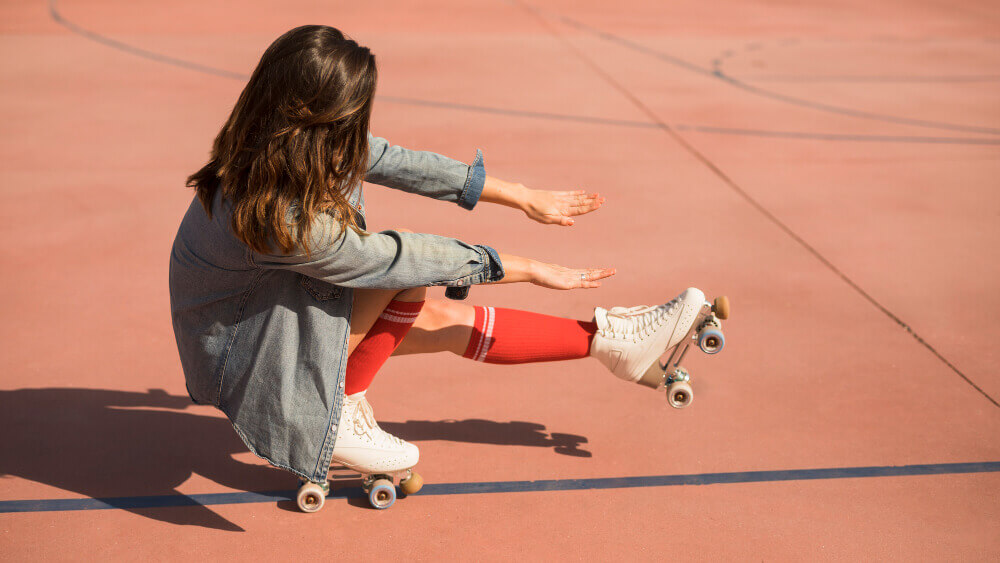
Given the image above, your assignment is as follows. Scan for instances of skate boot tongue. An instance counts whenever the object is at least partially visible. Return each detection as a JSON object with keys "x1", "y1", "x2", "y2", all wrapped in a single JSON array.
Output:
[{"x1": 593, "y1": 306, "x2": 610, "y2": 327}]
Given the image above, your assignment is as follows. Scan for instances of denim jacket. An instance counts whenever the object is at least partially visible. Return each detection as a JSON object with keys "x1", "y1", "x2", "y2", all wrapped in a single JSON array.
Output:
[{"x1": 168, "y1": 134, "x2": 504, "y2": 483}]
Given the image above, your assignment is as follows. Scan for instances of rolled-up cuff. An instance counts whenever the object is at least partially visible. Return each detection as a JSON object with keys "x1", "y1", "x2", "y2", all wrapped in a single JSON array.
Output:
[
  {"x1": 436, "y1": 244, "x2": 505, "y2": 288},
  {"x1": 458, "y1": 149, "x2": 486, "y2": 210},
  {"x1": 477, "y1": 244, "x2": 505, "y2": 282}
]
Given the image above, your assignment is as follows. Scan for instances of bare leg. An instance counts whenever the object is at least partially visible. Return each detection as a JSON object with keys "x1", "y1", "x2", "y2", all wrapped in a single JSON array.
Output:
[{"x1": 392, "y1": 298, "x2": 475, "y2": 356}]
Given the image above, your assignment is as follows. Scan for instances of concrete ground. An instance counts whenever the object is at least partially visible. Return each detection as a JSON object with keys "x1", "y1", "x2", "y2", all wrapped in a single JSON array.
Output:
[{"x1": 1, "y1": 0, "x2": 998, "y2": 560}]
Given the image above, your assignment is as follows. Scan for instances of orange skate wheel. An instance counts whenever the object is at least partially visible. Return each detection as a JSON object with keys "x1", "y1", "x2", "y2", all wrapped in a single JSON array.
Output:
[
  {"x1": 296, "y1": 482, "x2": 327, "y2": 513},
  {"x1": 712, "y1": 296, "x2": 730, "y2": 320},
  {"x1": 667, "y1": 381, "x2": 693, "y2": 409},
  {"x1": 400, "y1": 471, "x2": 423, "y2": 495}
]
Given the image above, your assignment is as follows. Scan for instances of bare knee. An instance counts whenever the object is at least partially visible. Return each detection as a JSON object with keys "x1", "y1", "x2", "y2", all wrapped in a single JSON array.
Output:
[
  {"x1": 396, "y1": 285, "x2": 426, "y2": 302},
  {"x1": 417, "y1": 298, "x2": 473, "y2": 330}
]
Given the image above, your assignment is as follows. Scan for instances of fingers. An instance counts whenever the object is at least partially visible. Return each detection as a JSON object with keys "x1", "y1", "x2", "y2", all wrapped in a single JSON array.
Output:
[
  {"x1": 584, "y1": 268, "x2": 616, "y2": 281},
  {"x1": 554, "y1": 191, "x2": 601, "y2": 205},
  {"x1": 534, "y1": 264, "x2": 615, "y2": 290},
  {"x1": 531, "y1": 190, "x2": 606, "y2": 227},
  {"x1": 566, "y1": 198, "x2": 604, "y2": 215},
  {"x1": 567, "y1": 193, "x2": 600, "y2": 205},
  {"x1": 548, "y1": 195, "x2": 604, "y2": 225},
  {"x1": 567, "y1": 193, "x2": 604, "y2": 212},
  {"x1": 577, "y1": 268, "x2": 616, "y2": 288}
]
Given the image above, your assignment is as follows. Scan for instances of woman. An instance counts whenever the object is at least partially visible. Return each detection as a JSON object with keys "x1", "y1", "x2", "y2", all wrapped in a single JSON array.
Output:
[{"x1": 169, "y1": 25, "x2": 717, "y2": 510}]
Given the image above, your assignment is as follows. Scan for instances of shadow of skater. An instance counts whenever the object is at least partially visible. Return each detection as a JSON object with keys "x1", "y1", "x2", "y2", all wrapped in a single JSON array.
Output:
[
  {"x1": 381, "y1": 419, "x2": 592, "y2": 457},
  {"x1": 0, "y1": 388, "x2": 592, "y2": 527},
  {"x1": 0, "y1": 388, "x2": 287, "y2": 531}
]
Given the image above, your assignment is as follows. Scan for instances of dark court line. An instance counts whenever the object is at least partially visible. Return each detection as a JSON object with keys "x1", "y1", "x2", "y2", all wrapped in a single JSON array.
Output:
[
  {"x1": 48, "y1": 0, "x2": 247, "y2": 80},
  {"x1": 46, "y1": 0, "x2": 1000, "y2": 146},
  {"x1": 739, "y1": 74, "x2": 1000, "y2": 83},
  {"x1": 512, "y1": 0, "x2": 1000, "y2": 409},
  {"x1": 680, "y1": 125, "x2": 1000, "y2": 145},
  {"x1": 380, "y1": 95, "x2": 660, "y2": 129},
  {"x1": 3, "y1": 462, "x2": 998, "y2": 514},
  {"x1": 548, "y1": 9, "x2": 1000, "y2": 136}
]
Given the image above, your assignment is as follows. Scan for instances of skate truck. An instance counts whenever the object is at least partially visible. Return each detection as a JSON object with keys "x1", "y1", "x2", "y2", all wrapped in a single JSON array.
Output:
[
  {"x1": 296, "y1": 469, "x2": 422, "y2": 513},
  {"x1": 639, "y1": 295, "x2": 730, "y2": 408}
]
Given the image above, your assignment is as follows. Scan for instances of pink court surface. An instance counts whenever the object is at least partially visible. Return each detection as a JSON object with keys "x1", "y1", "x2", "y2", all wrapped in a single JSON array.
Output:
[{"x1": 2, "y1": 0, "x2": 999, "y2": 559}]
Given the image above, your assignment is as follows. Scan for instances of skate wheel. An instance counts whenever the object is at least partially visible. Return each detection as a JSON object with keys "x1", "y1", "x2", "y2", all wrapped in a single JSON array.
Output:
[
  {"x1": 400, "y1": 471, "x2": 423, "y2": 495},
  {"x1": 667, "y1": 381, "x2": 693, "y2": 409},
  {"x1": 698, "y1": 327, "x2": 725, "y2": 354},
  {"x1": 712, "y1": 296, "x2": 730, "y2": 320},
  {"x1": 296, "y1": 482, "x2": 327, "y2": 513},
  {"x1": 368, "y1": 478, "x2": 396, "y2": 509}
]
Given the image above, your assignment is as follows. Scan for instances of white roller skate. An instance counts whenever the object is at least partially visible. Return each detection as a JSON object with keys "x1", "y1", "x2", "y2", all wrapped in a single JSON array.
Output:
[
  {"x1": 590, "y1": 287, "x2": 730, "y2": 408},
  {"x1": 296, "y1": 391, "x2": 423, "y2": 512}
]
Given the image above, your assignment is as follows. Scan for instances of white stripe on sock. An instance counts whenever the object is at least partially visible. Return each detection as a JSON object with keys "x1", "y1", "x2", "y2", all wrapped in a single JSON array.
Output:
[
  {"x1": 383, "y1": 307, "x2": 420, "y2": 317},
  {"x1": 378, "y1": 312, "x2": 418, "y2": 324},
  {"x1": 476, "y1": 306, "x2": 496, "y2": 362},
  {"x1": 471, "y1": 306, "x2": 489, "y2": 362}
]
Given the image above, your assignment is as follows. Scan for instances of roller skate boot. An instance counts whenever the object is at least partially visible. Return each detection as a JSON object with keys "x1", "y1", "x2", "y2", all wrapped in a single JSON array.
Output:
[
  {"x1": 330, "y1": 391, "x2": 419, "y2": 474},
  {"x1": 590, "y1": 288, "x2": 730, "y2": 408},
  {"x1": 296, "y1": 391, "x2": 423, "y2": 512}
]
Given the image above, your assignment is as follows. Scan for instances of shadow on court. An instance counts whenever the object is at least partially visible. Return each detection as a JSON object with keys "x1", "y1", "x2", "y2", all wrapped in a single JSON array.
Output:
[
  {"x1": 0, "y1": 388, "x2": 590, "y2": 529},
  {"x1": 381, "y1": 419, "x2": 591, "y2": 458}
]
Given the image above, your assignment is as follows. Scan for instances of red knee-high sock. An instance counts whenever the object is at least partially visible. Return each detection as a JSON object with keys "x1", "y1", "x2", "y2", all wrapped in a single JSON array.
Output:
[
  {"x1": 344, "y1": 299, "x2": 424, "y2": 395},
  {"x1": 462, "y1": 307, "x2": 597, "y2": 364}
]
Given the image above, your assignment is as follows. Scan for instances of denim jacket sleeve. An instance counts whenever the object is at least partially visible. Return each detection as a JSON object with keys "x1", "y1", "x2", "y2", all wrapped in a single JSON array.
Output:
[
  {"x1": 365, "y1": 133, "x2": 486, "y2": 210},
  {"x1": 251, "y1": 212, "x2": 505, "y2": 289}
]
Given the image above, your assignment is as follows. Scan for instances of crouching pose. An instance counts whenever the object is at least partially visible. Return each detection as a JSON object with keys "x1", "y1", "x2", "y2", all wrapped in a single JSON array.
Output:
[{"x1": 169, "y1": 25, "x2": 724, "y2": 512}]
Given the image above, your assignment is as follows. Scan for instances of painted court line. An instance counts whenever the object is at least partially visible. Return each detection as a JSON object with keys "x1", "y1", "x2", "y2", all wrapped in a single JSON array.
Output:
[
  {"x1": 47, "y1": 0, "x2": 1000, "y2": 146},
  {"x1": 2, "y1": 462, "x2": 998, "y2": 514},
  {"x1": 547, "y1": 7, "x2": 1000, "y2": 136},
  {"x1": 513, "y1": 0, "x2": 1000, "y2": 410}
]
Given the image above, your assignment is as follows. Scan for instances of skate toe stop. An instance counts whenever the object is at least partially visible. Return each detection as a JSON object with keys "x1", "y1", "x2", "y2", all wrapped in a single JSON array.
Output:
[
  {"x1": 712, "y1": 296, "x2": 730, "y2": 320},
  {"x1": 400, "y1": 472, "x2": 423, "y2": 495}
]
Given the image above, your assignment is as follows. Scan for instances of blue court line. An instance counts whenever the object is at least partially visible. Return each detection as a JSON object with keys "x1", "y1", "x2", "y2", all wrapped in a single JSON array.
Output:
[{"x1": 3, "y1": 461, "x2": 998, "y2": 514}]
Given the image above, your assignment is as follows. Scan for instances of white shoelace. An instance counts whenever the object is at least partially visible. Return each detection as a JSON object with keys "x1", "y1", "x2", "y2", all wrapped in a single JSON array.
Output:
[
  {"x1": 603, "y1": 299, "x2": 680, "y2": 342},
  {"x1": 351, "y1": 396, "x2": 404, "y2": 448}
]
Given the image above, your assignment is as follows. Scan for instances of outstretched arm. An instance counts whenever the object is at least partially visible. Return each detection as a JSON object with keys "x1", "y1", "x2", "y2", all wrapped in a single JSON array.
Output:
[
  {"x1": 365, "y1": 134, "x2": 486, "y2": 210},
  {"x1": 490, "y1": 253, "x2": 615, "y2": 290},
  {"x1": 365, "y1": 135, "x2": 605, "y2": 225},
  {"x1": 480, "y1": 176, "x2": 605, "y2": 227}
]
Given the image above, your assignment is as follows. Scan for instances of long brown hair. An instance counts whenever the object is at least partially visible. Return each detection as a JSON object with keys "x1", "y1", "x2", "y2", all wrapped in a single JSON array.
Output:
[{"x1": 187, "y1": 25, "x2": 376, "y2": 255}]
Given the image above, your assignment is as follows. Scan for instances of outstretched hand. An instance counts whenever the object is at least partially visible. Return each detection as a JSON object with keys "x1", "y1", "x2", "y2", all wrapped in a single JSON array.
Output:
[
  {"x1": 480, "y1": 177, "x2": 606, "y2": 226},
  {"x1": 531, "y1": 262, "x2": 616, "y2": 290},
  {"x1": 521, "y1": 189, "x2": 605, "y2": 226},
  {"x1": 492, "y1": 253, "x2": 616, "y2": 290}
]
